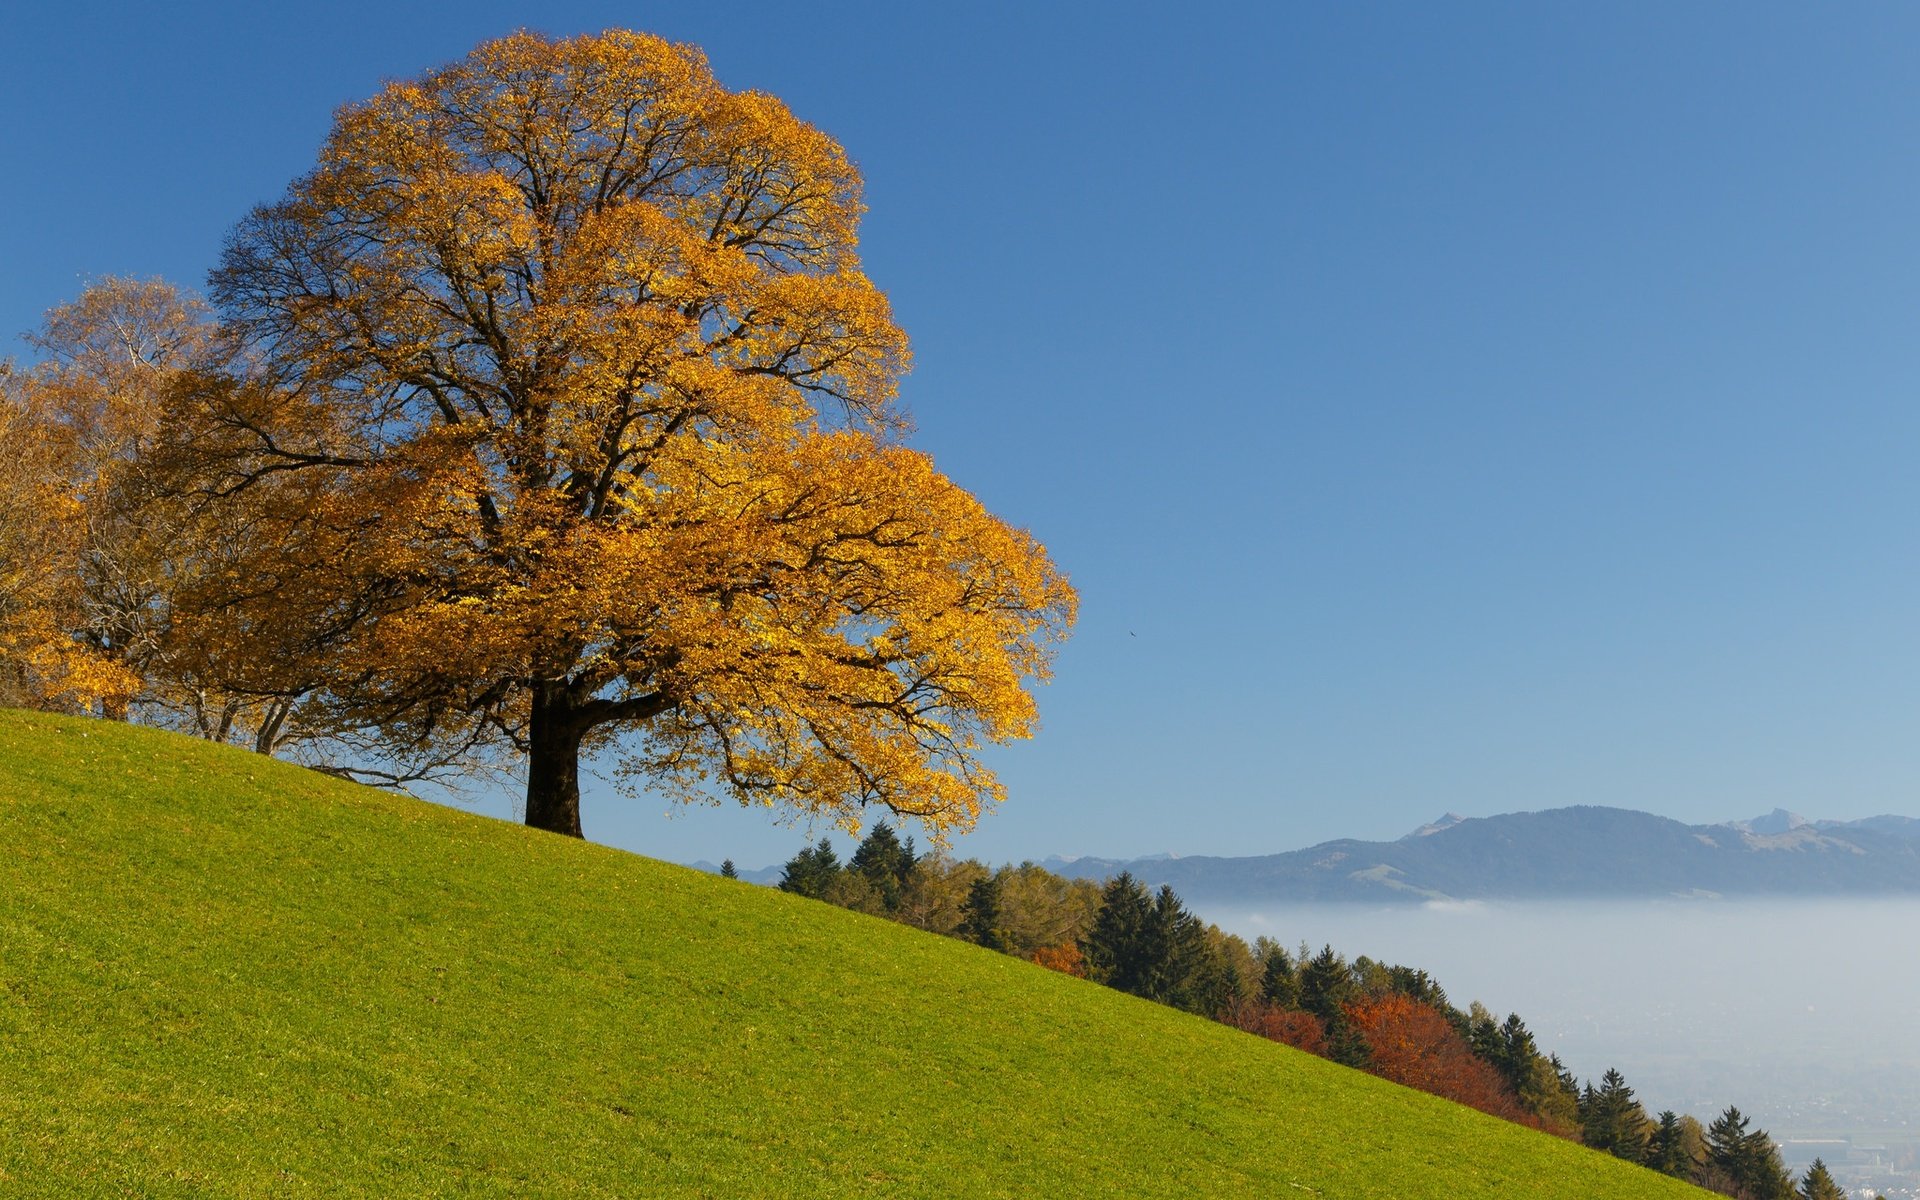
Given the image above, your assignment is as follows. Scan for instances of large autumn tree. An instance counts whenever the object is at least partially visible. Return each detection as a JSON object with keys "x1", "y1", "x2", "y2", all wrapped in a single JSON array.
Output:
[{"x1": 197, "y1": 30, "x2": 1073, "y2": 838}]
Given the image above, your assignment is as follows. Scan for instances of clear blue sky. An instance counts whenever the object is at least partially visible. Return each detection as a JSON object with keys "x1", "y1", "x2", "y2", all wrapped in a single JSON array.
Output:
[{"x1": 10, "y1": 3, "x2": 1920, "y2": 869}]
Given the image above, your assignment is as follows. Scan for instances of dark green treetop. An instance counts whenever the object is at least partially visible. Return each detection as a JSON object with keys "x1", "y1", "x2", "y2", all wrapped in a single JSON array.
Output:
[{"x1": 777, "y1": 839, "x2": 841, "y2": 899}]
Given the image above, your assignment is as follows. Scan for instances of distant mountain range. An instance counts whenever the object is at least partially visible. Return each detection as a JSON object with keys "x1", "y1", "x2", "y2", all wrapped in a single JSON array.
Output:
[
  {"x1": 687, "y1": 860, "x2": 786, "y2": 886},
  {"x1": 1039, "y1": 807, "x2": 1920, "y2": 903}
]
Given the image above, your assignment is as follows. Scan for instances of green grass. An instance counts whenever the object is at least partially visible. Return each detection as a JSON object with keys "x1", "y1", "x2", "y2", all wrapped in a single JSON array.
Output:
[{"x1": 0, "y1": 709, "x2": 1712, "y2": 1198}]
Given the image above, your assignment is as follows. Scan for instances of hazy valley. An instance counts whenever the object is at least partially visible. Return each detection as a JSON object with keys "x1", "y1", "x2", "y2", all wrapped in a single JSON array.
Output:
[{"x1": 1197, "y1": 897, "x2": 1920, "y2": 1197}]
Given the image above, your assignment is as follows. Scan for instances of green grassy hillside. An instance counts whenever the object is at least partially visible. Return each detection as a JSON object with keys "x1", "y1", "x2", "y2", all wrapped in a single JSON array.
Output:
[{"x1": 0, "y1": 709, "x2": 1710, "y2": 1198}]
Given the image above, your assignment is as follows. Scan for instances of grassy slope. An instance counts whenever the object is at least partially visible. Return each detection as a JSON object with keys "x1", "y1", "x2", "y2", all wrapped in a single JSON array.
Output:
[{"x1": 0, "y1": 709, "x2": 1711, "y2": 1199}]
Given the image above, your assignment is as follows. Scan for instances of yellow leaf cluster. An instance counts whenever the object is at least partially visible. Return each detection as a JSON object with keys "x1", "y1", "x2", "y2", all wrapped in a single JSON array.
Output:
[{"x1": 0, "y1": 366, "x2": 140, "y2": 711}]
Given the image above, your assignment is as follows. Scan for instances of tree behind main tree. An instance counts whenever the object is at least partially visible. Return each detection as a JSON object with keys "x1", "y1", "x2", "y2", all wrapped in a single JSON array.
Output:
[{"x1": 197, "y1": 30, "x2": 1074, "y2": 839}]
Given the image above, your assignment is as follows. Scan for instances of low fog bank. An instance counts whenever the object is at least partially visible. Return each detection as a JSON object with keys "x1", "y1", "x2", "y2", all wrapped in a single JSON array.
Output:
[{"x1": 1197, "y1": 897, "x2": 1920, "y2": 1144}]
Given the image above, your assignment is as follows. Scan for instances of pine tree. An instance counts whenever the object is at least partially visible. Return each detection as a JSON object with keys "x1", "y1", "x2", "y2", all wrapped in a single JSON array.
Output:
[
  {"x1": 1478, "y1": 1013, "x2": 1573, "y2": 1130},
  {"x1": 1706, "y1": 1106, "x2": 1793, "y2": 1200},
  {"x1": 960, "y1": 872, "x2": 1007, "y2": 951},
  {"x1": 1467, "y1": 1003, "x2": 1503, "y2": 1069},
  {"x1": 848, "y1": 822, "x2": 916, "y2": 912},
  {"x1": 1745, "y1": 1129, "x2": 1794, "y2": 1200},
  {"x1": 1648, "y1": 1111, "x2": 1692, "y2": 1179},
  {"x1": 1153, "y1": 885, "x2": 1228, "y2": 1016},
  {"x1": 1259, "y1": 945, "x2": 1300, "y2": 1008},
  {"x1": 1385, "y1": 964, "x2": 1450, "y2": 1011},
  {"x1": 1551, "y1": 1054, "x2": 1579, "y2": 1097},
  {"x1": 1583, "y1": 1068, "x2": 1652, "y2": 1163},
  {"x1": 1466, "y1": 1006, "x2": 1537, "y2": 1098},
  {"x1": 1082, "y1": 872, "x2": 1156, "y2": 993},
  {"x1": 1706, "y1": 1106, "x2": 1752, "y2": 1180},
  {"x1": 1495, "y1": 1014, "x2": 1534, "y2": 1086},
  {"x1": 1797, "y1": 1158, "x2": 1845, "y2": 1200},
  {"x1": 777, "y1": 838, "x2": 841, "y2": 899},
  {"x1": 1299, "y1": 945, "x2": 1368, "y2": 1068},
  {"x1": 1298, "y1": 945, "x2": 1354, "y2": 1023},
  {"x1": 1321, "y1": 1015, "x2": 1372, "y2": 1070},
  {"x1": 719, "y1": 859, "x2": 738, "y2": 880}
]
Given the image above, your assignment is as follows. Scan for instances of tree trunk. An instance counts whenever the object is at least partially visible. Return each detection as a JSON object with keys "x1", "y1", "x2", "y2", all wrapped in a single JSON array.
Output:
[
  {"x1": 526, "y1": 682, "x2": 586, "y2": 838},
  {"x1": 250, "y1": 697, "x2": 285, "y2": 754}
]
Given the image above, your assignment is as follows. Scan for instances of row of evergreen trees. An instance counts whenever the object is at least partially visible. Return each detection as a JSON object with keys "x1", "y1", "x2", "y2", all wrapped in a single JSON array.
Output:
[
  {"x1": 762, "y1": 826, "x2": 1861, "y2": 1200},
  {"x1": 1575, "y1": 1070, "x2": 1833, "y2": 1200}
]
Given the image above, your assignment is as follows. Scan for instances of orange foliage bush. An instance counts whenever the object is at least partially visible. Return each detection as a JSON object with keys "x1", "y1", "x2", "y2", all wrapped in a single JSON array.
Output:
[
  {"x1": 1344, "y1": 994, "x2": 1532, "y2": 1123},
  {"x1": 1221, "y1": 998, "x2": 1327, "y2": 1057},
  {"x1": 1029, "y1": 943, "x2": 1087, "y2": 978}
]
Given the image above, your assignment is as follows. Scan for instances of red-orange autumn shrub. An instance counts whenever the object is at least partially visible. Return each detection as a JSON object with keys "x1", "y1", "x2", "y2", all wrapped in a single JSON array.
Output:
[
  {"x1": 1221, "y1": 998, "x2": 1327, "y2": 1057},
  {"x1": 1344, "y1": 994, "x2": 1533, "y2": 1123},
  {"x1": 1029, "y1": 943, "x2": 1087, "y2": 977}
]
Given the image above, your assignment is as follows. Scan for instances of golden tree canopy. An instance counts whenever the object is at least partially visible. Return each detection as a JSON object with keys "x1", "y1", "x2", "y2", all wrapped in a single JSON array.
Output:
[
  {"x1": 202, "y1": 30, "x2": 1075, "y2": 837},
  {"x1": 1, "y1": 279, "x2": 221, "y2": 716},
  {"x1": 0, "y1": 367, "x2": 129, "y2": 709}
]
